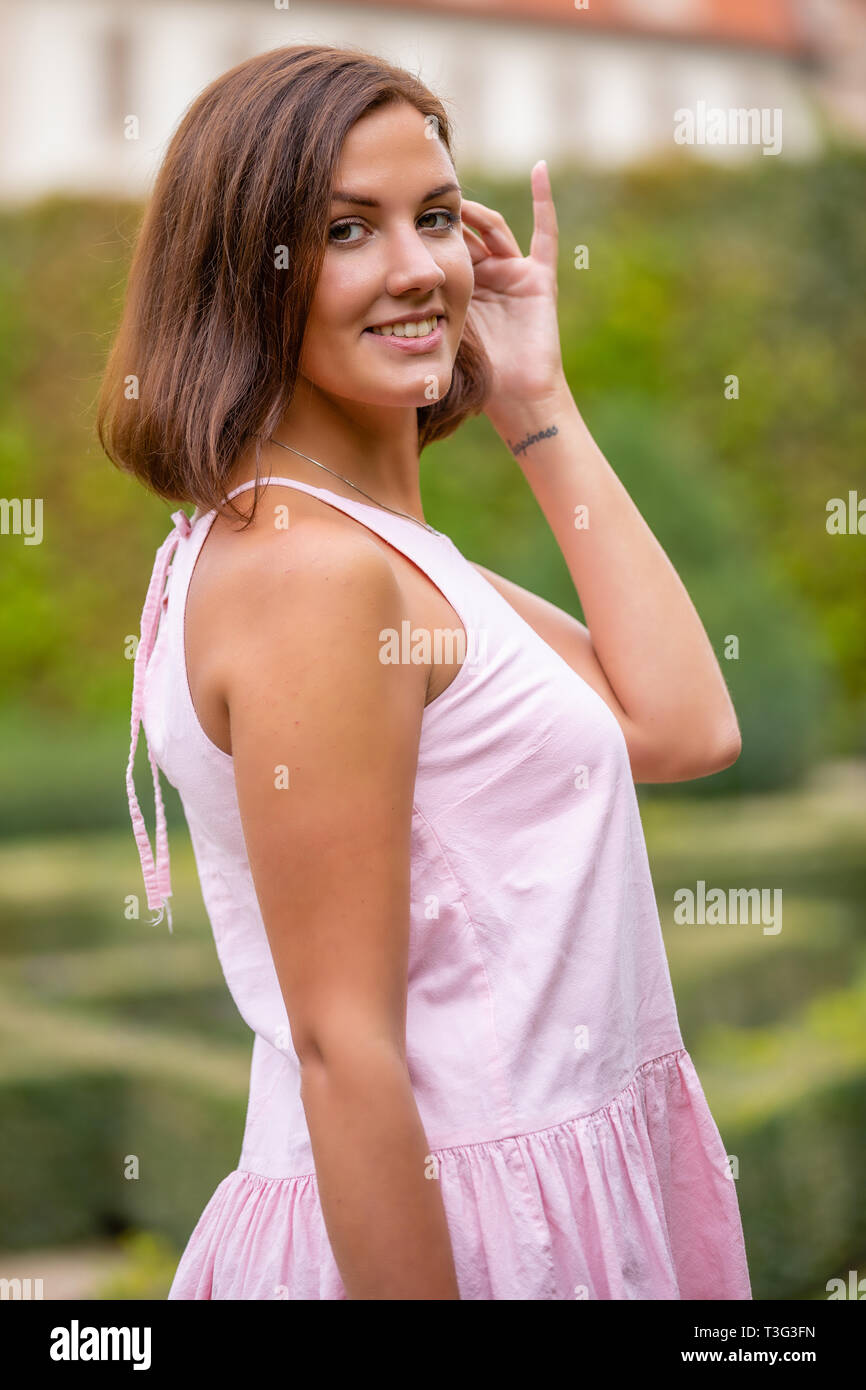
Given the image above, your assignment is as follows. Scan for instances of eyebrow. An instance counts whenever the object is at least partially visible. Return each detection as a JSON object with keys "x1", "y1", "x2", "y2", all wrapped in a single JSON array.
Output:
[{"x1": 330, "y1": 182, "x2": 462, "y2": 207}]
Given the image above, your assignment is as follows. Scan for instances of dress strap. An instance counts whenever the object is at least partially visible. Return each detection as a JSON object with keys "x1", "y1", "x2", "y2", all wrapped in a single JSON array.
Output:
[
  {"x1": 219, "y1": 476, "x2": 444, "y2": 537},
  {"x1": 125, "y1": 507, "x2": 192, "y2": 932}
]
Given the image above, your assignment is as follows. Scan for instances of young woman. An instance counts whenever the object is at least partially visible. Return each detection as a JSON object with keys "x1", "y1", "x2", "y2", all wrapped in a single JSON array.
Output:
[{"x1": 99, "y1": 44, "x2": 752, "y2": 1300}]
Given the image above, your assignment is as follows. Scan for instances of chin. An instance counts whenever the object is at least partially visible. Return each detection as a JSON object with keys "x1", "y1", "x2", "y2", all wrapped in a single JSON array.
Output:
[{"x1": 350, "y1": 372, "x2": 454, "y2": 409}]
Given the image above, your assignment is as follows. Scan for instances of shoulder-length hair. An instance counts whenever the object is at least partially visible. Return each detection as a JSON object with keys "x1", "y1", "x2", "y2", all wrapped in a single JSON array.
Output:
[{"x1": 97, "y1": 44, "x2": 490, "y2": 526}]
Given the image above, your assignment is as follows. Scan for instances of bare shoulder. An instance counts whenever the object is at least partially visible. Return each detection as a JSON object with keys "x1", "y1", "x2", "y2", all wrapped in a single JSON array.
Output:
[
  {"x1": 199, "y1": 487, "x2": 428, "y2": 733},
  {"x1": 204, "y1": 483, "x2": 399, "y2": 596}
]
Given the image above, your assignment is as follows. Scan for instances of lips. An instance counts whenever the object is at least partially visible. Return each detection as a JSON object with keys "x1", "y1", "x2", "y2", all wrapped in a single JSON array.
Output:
[
  {"x1": 365, "y1": 315, "x2": 443, "y2": 338},
  {"x1": 363, "y1": 317, "x2": 445, "y2": 354}
]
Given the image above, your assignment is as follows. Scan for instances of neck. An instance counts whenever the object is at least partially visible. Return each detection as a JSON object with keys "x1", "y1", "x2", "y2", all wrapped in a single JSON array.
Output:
[{"x1": 226, "y1": 378, "x2": 429, "y2": 523}]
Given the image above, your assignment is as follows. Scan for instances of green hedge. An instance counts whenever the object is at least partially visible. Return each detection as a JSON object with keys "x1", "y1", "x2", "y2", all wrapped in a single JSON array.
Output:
[
  {"x1": 2, "y1": 150, "x2": 865, "y2": 792},
  {"x1": 0, "y1": 1070, "x2": 245, "y2": 1251},
  {"x1": 726, "y1": 1074, "x2": 866, "y2": 1300}
]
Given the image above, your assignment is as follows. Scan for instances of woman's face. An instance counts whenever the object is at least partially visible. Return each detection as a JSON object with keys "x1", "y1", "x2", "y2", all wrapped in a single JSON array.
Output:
[{"x1": 298, "y1": 100, "x2": 475, "y2": 409}]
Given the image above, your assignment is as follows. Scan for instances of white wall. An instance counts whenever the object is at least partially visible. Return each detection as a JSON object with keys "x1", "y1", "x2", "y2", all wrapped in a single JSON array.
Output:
[{"x1": 0, "y1": 0, "x2": 823, "y2": 204}]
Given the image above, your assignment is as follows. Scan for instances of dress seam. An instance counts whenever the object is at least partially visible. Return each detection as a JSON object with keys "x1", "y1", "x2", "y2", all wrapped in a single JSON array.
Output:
[
  {"x1": 412, "y1": 1046, "x2": 689, "y2": 1155},
  {"x1": 416, "y1": 727, "x2": 556, "y2": 821},
  {"x1": 233, "y1": 1046, "x2": 689, "y2": 1182}
]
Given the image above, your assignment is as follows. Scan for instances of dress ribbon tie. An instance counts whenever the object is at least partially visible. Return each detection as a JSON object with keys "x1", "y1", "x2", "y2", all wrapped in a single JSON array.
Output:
[{"x1": 125, "y1": 508, "x2": 192, "y2": 932}]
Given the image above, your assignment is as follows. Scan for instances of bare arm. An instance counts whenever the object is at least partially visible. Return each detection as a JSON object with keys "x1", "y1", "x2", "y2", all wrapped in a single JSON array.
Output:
[
  {"x1": 459, "y1": 172, "x2": 739, "y2": 784},
  {"x1": 486, "y1": 382, "x2": 742, "y2": 783},
  {"x1": 225, "y1": 517, "x2": 460, "y2": 1300}
]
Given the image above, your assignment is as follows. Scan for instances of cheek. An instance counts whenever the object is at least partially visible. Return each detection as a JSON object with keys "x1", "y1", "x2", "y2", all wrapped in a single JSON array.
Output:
[
  {"x1": 297, "y1": 272, "x2": 366, "y2": 377},
  {"x1": 308, "y1": 258, "x2": 369, "y2": 336}
]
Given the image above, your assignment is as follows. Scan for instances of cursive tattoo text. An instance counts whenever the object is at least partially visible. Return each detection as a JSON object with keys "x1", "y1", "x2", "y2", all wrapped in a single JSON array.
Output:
[{"x1": 506, "y1": 424, "x2": 559, "y2": 458}]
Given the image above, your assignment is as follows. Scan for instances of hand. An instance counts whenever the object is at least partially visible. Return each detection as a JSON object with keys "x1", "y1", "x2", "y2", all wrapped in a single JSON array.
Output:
[{"x1": 460, "y1": 160, "x2": 567, "y2": 420}]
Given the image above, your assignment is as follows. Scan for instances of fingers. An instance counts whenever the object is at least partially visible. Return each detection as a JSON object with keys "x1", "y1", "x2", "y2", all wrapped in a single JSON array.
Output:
[
  {"x1": 460, "y1": 199, "x2": 523, "y2": 258},
  {"x1": 460, "y1": 160, "x2": 557, "y2": 270},
  {"x1": 529, "y1": 159, "x2": 558, "y2": 271},
  {"x1": 461, "y1": 221, "x2": 490, "y2": 265}
]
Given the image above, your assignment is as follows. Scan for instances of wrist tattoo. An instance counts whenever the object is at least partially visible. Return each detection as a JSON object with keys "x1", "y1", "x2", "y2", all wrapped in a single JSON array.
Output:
[{"x1": 506, "y1": 424, "x2": 559, "y2": 458}]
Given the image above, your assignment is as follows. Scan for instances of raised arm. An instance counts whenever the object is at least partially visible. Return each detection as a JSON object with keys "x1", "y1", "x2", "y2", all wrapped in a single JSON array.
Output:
[{"x1": 225, "y1": 516, "x2": 460, "y2": 1300}]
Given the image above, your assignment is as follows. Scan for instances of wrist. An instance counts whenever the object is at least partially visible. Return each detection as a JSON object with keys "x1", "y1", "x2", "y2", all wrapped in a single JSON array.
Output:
[{"x1": 486, "y1": 378, "x2": 578, "y2": 454}]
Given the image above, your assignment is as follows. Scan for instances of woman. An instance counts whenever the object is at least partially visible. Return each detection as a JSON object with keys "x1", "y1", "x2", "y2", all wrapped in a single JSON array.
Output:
[{"x1": 99, "y1": 43, "x2": 752, "y2": 1300}]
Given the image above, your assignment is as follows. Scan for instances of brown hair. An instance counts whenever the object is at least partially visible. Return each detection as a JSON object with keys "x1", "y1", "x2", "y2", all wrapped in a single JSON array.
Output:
[{"x1": 97, "y1": 44, "x2": 490, "y2": 526}]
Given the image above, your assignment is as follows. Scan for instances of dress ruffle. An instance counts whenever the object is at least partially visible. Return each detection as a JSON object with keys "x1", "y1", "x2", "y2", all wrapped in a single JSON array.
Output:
[{"x1": 167, "y1": 1048, "x2": 751, "y2": 1300}]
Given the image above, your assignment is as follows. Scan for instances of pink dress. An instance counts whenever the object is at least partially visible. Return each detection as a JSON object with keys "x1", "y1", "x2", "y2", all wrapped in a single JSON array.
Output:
[{"x1": 126, "y1": 475, "x2": 752, "y2": 1300}]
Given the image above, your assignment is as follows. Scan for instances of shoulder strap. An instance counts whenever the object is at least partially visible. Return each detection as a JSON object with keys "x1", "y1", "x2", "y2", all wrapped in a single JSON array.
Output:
[
  {"x1": 217, "y1": 474, "x2": 477, "y2": 622},
  {"x1": 220, "y1": 475, "x2": 445, "y2": 540}
]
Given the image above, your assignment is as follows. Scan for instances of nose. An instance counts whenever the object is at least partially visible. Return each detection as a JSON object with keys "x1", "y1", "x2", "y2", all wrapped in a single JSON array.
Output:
[{"x1": 382, "y1": 221, "x2": 446, "y2": 299}]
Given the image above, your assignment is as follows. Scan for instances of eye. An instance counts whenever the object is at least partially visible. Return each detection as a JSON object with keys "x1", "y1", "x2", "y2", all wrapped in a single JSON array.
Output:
[
  {"x1": 418, "y1": 209, "x2": 461, "y2": 231},
  {"x1": 328, "y1": 208, "x2": 461, "y2": 244},
  {"x1": 328, "y1": 217, "x2": 366, "y2": 244}
]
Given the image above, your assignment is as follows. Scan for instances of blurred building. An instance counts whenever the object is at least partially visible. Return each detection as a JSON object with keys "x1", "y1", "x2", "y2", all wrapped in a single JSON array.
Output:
[{"x1": 0, "y1": 0, "x2": 862, "y2": 203}]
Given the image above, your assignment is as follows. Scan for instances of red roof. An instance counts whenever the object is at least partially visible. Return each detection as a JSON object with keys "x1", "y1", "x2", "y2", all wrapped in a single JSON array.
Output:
[{"x1": 337, "y1": 0, "x2": 814, "y2": 56}]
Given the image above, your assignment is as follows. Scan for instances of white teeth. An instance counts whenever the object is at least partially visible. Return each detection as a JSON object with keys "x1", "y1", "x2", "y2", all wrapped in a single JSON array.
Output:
[{"x1": 370, "y1": 317, "x2": 438, "y2": 337}]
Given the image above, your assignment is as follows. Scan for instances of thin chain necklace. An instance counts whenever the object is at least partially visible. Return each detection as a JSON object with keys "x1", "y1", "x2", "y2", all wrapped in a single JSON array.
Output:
[{"x1": 267, "y1": 437, "x2": 442, "y2": 536}]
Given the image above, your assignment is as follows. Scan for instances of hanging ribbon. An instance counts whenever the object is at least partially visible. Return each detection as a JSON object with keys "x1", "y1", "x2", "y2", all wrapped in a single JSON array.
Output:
[{"x1": 125, "y1": 508, "x2": 192, "y2": 933}]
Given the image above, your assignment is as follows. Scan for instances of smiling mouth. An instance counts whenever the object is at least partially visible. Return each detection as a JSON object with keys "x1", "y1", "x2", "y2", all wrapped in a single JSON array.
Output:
[{"x1": 364, "y1": 315, "x2": 443, "y2": 339}]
